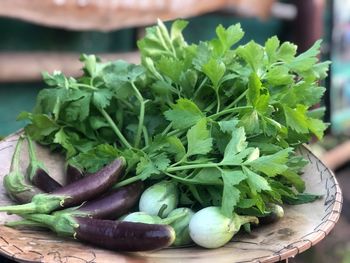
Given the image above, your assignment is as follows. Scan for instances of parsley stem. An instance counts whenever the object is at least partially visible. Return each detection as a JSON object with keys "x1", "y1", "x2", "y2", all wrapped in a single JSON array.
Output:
[
  {"x1": 167, "y1": 129, "x2": 181, "y2": 137},
  {"x1": 166, "y1": 163, "x2": 219, "y2": 172},
  {"x1": 209, "y1": 106, "x2": 252, "y2": 119},
  {"x1": 113, "y1": 175, "x2": 142, "y2": 188},
  {"x1": 215, "y1": 91, "x2": 221, "y2": 114},
  {"x1": 167, "y1": 161, "x2": 242, "y2": 172},
  {"x1": 193, "y1": 77, "x2": 208, "y2": 100},
  {"x1": 130, "y1": 81, "x2": 146, "y2": 148},
  {"x1": 142, "y1": 126, "x2": 149, "y2": 147},
  {"x1": 161, "y1": 123, "x2": 173, "y2": 136},
  {"x1": 224, "y1": 90, "x2": 248, "y2": 110},
  {"x1": 98, "y1": 108, "x2": 132, "y2": 149},
  {"x1": 75, "y1": 83, "x2": 98, "y2": 90}
]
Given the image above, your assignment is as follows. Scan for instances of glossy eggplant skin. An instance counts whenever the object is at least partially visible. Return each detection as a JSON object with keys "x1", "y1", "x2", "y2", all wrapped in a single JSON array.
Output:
[
  {"x1": 259, "y1": 204, "x2": 284, "y2": 225},
  {"x1": 77, "y1": 181, "x2": 143, "y2": 219},
  {"x1": 31, "y1": 169, "x2": 62, "y2": 192},
  {"x1": 53, "y1": 158, "x2": 125, "y2": 207},
  {"x1": 66, "y1": 163, "x2": 84, "y2": 184},
  {"x1": 0, "y1": 158, "x2": 125, "y2": 215},
  {"x1": 75, "y1": 217, "x2": 175, "y2": 251},
  {"x1": 26, "y1": 136, "x2": 62, "y2": 192}
]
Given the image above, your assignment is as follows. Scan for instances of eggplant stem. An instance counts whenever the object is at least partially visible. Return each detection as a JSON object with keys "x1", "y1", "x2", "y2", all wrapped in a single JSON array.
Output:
[
  {"x1": 6, "y1": 219, "x2": 45, "y2": 228},
  {"x1": 27, "y1": 136, "x2": 39, "y2": 164},
  {"x1": 10, "y1": 136, "x2": 24, "y2": 172},
  {"x1": 0, "y1": 195, "x2": 63, "y2": 214}
]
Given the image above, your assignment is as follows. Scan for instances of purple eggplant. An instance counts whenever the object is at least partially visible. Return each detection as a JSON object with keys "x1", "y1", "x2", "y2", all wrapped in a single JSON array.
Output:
[
  {"x1": 21, "y1": 213, "x2": 175, "y2": 251},
  {"x1": 75, "y1": 181, "x2": 143, "y2": 219},
  {"x1": 6, "y1": 182, "x2": 143, "y2": 230},
  {"x1": 75, "y1": 217, "x2": 175, "y2": 251},
  {"x1": 26, "y1": 136, "x2": 62, "y2": 192},
  {"x1": 3, "y1": 136, "x2": 43, "y2": 204},
  {"x1": 0, "y1": 157, "x2": 125, "y2": 214},
  {"x1": 65, "y1": 162, "x2": 84, "y2": 184},
  {"x1": 259, "y1": 204, "x2": 284, "y2": 225}
]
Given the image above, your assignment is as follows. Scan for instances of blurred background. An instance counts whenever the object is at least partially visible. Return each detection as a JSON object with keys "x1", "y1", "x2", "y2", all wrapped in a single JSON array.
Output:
[{"x1": 0, "y1": 0, "x2": 349, "y2": 262}]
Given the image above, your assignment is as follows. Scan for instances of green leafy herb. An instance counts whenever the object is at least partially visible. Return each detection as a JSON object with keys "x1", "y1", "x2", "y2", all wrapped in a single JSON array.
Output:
[{"x1": 19, "y1": 19, "x2": 329, "y2": 218}]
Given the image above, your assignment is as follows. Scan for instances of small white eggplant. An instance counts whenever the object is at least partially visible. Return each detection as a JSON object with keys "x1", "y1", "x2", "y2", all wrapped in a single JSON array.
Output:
[
  {"x1": 139, "y1": 180, "x2": 178, "y2": 218},
  {"x1": 189, "y1": 206, "x2": 258, "y2": 248}
]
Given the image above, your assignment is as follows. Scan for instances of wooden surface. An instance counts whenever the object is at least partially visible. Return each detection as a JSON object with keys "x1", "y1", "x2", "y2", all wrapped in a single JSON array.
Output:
[
  {"x1": 0, "y1": 52, "x2": 140, "y2": 82},
  {"x1": 0, "y1": 132, "x2": 342, "y2": 263},
  {"x1": 0, "y1": 0, "x2": 275, "y2": 31}
]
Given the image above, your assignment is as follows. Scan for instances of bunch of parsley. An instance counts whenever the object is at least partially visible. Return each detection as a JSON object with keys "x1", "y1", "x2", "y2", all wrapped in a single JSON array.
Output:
[{"x1": 19, "y1": 20, "x2": 329, "y2": 217}]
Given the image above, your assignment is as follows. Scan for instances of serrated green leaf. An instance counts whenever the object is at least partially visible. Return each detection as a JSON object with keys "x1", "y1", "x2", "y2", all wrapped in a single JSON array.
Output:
[
  {"x1": 166, "y1": 136, "x2": 186, "y2": 162},
  {"x1": 294, "y1": 82, "x2": 326, "y2": 107},
  {"x1": 267, "y1": 65, "x2": 293, "y2": 86},
  {"x1": 283, "y1": 104, "x2": 309, "y2": 134},
  {"x1": 222, "y1": 185, "x2": 240, "y2": 216},
  {"x1": 236, "y1": 41, "x2": 264, "y2": 71},
  {"x1": 308, "y1": 117, "x2": 328, "y2": 140},
  {"x1": 54, "y1": 129, "x2": 76, "y2": 157},
  {"x1": 265, "y1": 36, "x2": 280, "y2": 63},
  {"x1": 289, "y1": 40, "x2": 322, "y2": 71},
  {"x1": 221, "y1": 126, "x2": 247, "y2": 164},
  {"x1": 92, "y1": 89, "x2": 113, "y2": 109},
  {"x1": 246, "y1": 148, "x2": 291, "y2": 177},
  {"x1": 157, "y1": 56, "x2": 185, "y2": 83},
  {"x1": 237, "y1": 198, "x2": 256, "y2": 209},
  {"x1": 170, "y1": 19, "x2": 188, "y2": 42},
  {"x1": 136, "y1": 153, "x2": 170, "y2": 180},
  {"x1": 281, "y1": 169, "x2": 305, "y2": 192},
  {"x1": 80, "y1": 54, "x2": 99, "y2": 77},
  {"x1": 164, "y1": 98, "x2": 205, "y2": 129},
  {"x1": 72, "y1": 144, "x2": 119, "y2": 173},
  {"x1": 215, "y1": 24, "x2": 244, "y2": 54},
  {"x1": 186, "y1": 118, "x2": 213, "y2": 157},
  {"x1": 277, "y1": 42, "x2": 297, "y2": 62},
  {"x1": 284, "y1": 193, "x2": 322, "y2": 205},
  {"x1": 218, "y1": 119, "x2": 240, "y2": 133},
  {"x1": 247, "y1": 72, "x2": 261, "y2": 106},
  {"x1": 242, "y1": 166, "x2": 271, "y2": 193},
  {"x1": 239, "y1": 110, "x2": 260, "y2": 134},
  {"x1": 221, "y1": 169, "x2": 246, "y2": 216},
  {"x1": 202, "y1": 58, "x2": 226, "y2": 89},
  {"x1": 63, "y1": 93, "x2": 91, "y2": 122},
  {"x1": 23, "y1": 114, "x2": 59, "y2": 140},
  {"x1": 42, "y1": 71, "x2": 68, "y2": 88},
  {"x1": 192, "y1": 168, "x2": 222, "y2": 185}
]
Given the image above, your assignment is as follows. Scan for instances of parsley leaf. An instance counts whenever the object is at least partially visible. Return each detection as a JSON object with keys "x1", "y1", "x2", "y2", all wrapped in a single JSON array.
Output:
[{"x1": 186, "y1": 118, "x2": 213, "y2": 157}]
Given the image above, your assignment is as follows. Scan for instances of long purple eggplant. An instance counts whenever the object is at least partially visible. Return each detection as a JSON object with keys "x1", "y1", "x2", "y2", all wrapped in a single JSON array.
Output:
[
  {"x1": 3, "y1": 136, "x2": 43, "y2": 204},
  {"x1": 75, "y1": 181, "x2": 143, "y2": 219},
  {"x1": 0, "y1": 157, "x2": 125, "y2": 214},
  {"x1": 65, "y1": 162, "x2": 84, "y2": 184},
  {"x1": 26, "y1": 136, "x2": 62, "y2": 192},
  {"x1": 22, "y1": 213, "x2": 175, "y2": 251}
]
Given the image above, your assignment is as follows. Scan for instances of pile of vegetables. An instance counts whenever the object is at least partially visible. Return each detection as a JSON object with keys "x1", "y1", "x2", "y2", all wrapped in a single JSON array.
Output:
[{"x1": 1, "y1": 20, "x2": 329, "y2": 250}]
